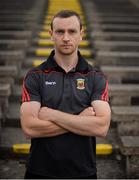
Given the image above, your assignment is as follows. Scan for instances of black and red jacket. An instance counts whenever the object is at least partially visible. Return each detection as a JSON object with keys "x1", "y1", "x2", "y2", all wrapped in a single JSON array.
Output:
[{"x1": 22, "y1": 50, "x2": 109, "y2": 178}]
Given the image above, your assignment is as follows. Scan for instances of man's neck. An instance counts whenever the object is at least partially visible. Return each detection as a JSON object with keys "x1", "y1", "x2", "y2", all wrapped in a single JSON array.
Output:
[{"x1": 54, "y1": 50, "x2": 78, "y2": 73}]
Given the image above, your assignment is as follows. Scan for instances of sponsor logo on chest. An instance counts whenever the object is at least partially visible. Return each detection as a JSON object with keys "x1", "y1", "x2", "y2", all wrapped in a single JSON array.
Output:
[{"x1": 45, "y1": 81, "x2": 56, "y2": 86}]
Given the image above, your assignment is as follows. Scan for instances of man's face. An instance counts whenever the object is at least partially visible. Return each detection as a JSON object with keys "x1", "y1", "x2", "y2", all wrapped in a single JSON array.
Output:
[{"x1": 50, "y1": 16, "x2": 83, "y2": 55}]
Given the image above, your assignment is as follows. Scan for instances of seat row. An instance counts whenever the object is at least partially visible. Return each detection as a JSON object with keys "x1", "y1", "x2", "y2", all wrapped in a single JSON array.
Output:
[
  {"x1": 0, "y1": 0, "x2": 48, "y2": 138},
  {"x1": 83, "y1": 0, "x2": 139, "y2": 178}
]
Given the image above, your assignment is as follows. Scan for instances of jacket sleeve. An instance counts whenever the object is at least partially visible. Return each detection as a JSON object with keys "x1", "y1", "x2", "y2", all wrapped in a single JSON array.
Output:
[
  {"x1": 22, "y1": 71, "x2": 41, "y2": 103},
  {"x1": 91, "y1": 72, "x2": 109, "y2": 102}
]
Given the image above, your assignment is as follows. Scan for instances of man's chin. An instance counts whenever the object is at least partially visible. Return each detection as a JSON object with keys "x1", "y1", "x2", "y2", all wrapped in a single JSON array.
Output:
[{"x1": 60, "y1": 49, "x2": 75, "y2": 55}]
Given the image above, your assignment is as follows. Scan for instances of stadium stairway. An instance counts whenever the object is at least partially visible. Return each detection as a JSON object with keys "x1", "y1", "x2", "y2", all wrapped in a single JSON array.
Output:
[
  {"x1": 1, "y1": 0, "x2": 139, "y2": 178},
  {"x1": 0, "y1": 0, "x2": 48, "y2": 173},
  {"x1": 1, "y1": 0, "x2": 116, "y2": 157},
  {"x1": 83, "y1": 0, "x2": 139, "y2": 178}
]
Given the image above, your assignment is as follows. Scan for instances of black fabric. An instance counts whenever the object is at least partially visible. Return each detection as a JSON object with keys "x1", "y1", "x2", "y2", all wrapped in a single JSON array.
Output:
[
  {"x1": 24, "y1": 170, "x2": 97, "y2": 179},
  {"x1": 22, "y1": 50, "x2": 108, "y2": 178}
]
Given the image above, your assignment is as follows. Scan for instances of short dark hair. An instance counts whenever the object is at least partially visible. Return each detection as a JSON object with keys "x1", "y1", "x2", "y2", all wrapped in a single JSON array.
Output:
[{"x1": 51, "y1": 10, "x2": 82, "y2": 30}]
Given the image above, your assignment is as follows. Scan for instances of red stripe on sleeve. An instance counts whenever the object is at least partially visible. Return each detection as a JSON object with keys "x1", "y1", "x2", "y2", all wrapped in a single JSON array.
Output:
[
  {"x1": 101, "y1": 80, "x2": 109, "y2": 102},
  {"x1": 22, "y1": 88, "x2": 26, "y2": 102},
  {"x1": 22, "y1": 81, "x2": 30, "y2": 102},
  {"x1": 22, "y1": 86, "x2": 28, "y2": 101}
]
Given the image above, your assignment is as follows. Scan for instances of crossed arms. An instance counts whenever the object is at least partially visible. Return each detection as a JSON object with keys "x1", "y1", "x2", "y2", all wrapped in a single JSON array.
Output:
[{"x1": 20, "y1": 100, "x2": 111, "y2": 139}]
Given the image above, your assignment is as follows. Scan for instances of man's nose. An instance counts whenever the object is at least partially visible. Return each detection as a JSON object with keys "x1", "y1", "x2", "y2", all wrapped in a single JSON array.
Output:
[{"x1": 63, "y1": 32, "x2": 70, "y2": 41}]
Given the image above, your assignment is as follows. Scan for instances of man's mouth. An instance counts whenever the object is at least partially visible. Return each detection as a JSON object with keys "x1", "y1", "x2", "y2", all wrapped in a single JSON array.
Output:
[{"x1": 61, "y1": 45, "x2": 72, "y2": 47}]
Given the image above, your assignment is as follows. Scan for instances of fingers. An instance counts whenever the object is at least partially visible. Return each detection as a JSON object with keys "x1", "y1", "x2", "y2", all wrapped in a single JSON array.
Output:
[
  {"x1": 80, "y1": 106, "x2": 96, "y2": 116},
  {"x1": 88, "y1": 107, "x2": 96, "y2": 116}
]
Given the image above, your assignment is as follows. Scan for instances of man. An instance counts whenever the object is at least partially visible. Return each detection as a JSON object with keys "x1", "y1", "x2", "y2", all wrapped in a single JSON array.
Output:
[{"x1": 20, "y1": 10, "x2": 111, "y2": 179}]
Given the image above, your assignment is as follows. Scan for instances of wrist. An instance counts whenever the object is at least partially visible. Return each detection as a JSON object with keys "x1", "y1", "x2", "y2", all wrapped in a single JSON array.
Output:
[{"x1": 49, "y1": 109, "x2": 59, "y2": 122}]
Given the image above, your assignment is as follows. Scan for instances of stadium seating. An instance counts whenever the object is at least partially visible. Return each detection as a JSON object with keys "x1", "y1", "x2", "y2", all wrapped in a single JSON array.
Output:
[
  {"x1": 0, "y1": 0, "x2": 139, "y2": 178},
  {"x1": 84, "y1": 0, "x2": 139, "y2": 177}
]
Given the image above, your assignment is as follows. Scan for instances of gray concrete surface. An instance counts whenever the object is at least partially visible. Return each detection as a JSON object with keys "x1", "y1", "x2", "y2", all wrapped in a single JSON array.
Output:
[{"x1": 0, "y1": 157, "x2": 126, "y2": 179}]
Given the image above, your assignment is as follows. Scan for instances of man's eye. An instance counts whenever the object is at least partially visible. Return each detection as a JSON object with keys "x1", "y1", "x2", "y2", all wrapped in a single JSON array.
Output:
[
  {"x1": 69, "y1": 30, "x2": 77, "y2": 34},
  {"x1": 55, "y1": 30, "x2": 64, "y2": 35}
]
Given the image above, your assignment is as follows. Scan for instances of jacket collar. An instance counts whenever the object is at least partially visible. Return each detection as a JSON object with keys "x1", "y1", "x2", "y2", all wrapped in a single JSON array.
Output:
[{"x1": 46, "y1": 50, "x2": 89, "y2": 72}]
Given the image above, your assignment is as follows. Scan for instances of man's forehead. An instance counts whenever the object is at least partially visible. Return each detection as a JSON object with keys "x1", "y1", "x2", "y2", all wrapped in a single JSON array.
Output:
[{"x1": 53, "y1": 16, "x2": 80, "y2": 28}]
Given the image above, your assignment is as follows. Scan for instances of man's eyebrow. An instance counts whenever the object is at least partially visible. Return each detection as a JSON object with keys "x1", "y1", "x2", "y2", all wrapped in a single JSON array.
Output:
[
  {"x1": 55, "y1": 28, "x2": 64, "y2": 31},
  {"x1": 68, "y1": 29, "x2": 77, "y2": 31},
  {"x1": 55, "y1": 28, "x2": 77, "y2": 31},
  {"x1": 54, "y1": 29, "x2": 64, "y2": 33}
]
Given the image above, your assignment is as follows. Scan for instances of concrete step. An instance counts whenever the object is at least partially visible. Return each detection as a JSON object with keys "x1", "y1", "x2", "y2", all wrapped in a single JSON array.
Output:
[
  {"x1": 112, "y1": 106, "x2": 139, "y2": 122},
  {"x1": 9, "y1": 84, "x2": 22, "y2": 102},
  {"x1": 0, "y1": 40, "x2": 29, "y2": 50},
  {"x1": 0, "y1": 83, "x2": 11, "y2": 121},
  {"x1": 81, "y1": 1, "x2": 139, "y2": 17},
  {"x1": 0, "y1": 17, "x2": 41, "y2": 23},
  {"x1": 119, "y1": 135, "x2": 139, "y2": 178},
  {"x1": 15, "y1": 68, "x2": 29, "y2": 85},
  {"x1": 96, "y1": 127, "x2": 120, "y2": 151},
  {"x1": 0, "y1": 127, "x2": 30, "y2": 158},
  {"x1": 89, "y1": 8, "x2": 138, "y2": 15},
  {"x1": 96, "y1": 51, "x2": 139, "y2": 66},
  {"x1": 130, "y1": 0, "x2": 139, "y2": 8},
  {"x1": 0, "y1": 15, "x2": 41, "y2": 22},
  {"x1": 0, "y1": 31, "x2": 32, "y2": 40},
  {"x1": 5, "y1": 102, "x2": 20, "y2": 127},
  {"x1": 0, "y1": 1, "x2": 45, "y2": 8},
  {"x1": 109, "y1": 84, "x2": 139, "y2": 105},
  {"x1": 94, "y1": 40, "x2": 139, "y2": 51},
  {"x1": 0, "y1": 23, "x2": 38, "y2": 31},
  {"x1": 86, "y1": 10, "x2": 139, "y2": 17},
  {"x1": 89, "y1": 17, "x2": 139, "y2": 25},
  {"x1": 0, "y1": 18, "x2": 41, "y2": 24},
  {"x1": 0, "y1": 127, "x2": 30, "y2": 147},
  {"x1": 0, "y1": 83, "x2": 11, "y2": 97},
  {"x1": 22, "y1": 57, "x2": 42, "y2": 68},
  {"x1": 92, "y1": 24, "x2": 139, "y2": 32},
  {"x1": 101, "y1": 66, "x2": 139, "y2": 83},
  {"x1": 92, "y1": 31, "x2": 139, "y2": 41},
  {"x1": 91, "y1": 13, "x2": 139, "y2": 17},
  {"x1": 0, "y1": 50, "x2": 25, "y2": 60},
  {"x1": 0, "y1": 157, "x2": 127, "y2": 178},
  {"x1": 0, "y1": 10, "x2": 43, "y2": 15},
  {"x1": 0, "y1": 10, "x2": 45, "y2": 16},
  {"x1": 0, "y1": 65, "x2": 18, "y2": 84},
  {"x1": 88, "y1": 1, "x2": 137, "y2": 11},
  {"x1": 0, "y1": 51, "x2": 25, "y2": 70},
  {"x1": 120, "y1": 136, "x2": 139, "y2": 155},
  {"x1": 0, "y1": 65, "x2": 18, "y2": 76},
  {"x1": 112, "y1": 106, "x2": 139, "y2": 135}
]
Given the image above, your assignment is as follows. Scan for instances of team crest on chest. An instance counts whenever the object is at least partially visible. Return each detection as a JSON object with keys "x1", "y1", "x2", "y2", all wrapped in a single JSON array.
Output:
[{"x1": 76, "y1": 78, "x2": 85, "y2": 90}]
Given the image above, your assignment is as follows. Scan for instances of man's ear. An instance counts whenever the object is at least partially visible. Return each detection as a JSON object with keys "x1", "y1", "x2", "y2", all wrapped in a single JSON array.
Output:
[
  {"x1": 49, "y1": 30, "x2": 53, "y2": 41},
  {"x1": 80, "y1": 29, "x2": 85, "y2": 40}
]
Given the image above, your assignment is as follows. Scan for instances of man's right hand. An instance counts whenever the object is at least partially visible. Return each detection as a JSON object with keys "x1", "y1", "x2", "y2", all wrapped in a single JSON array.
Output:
[{"x1": 80, "y1": 107, "x2": 96, "y2": 116}]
